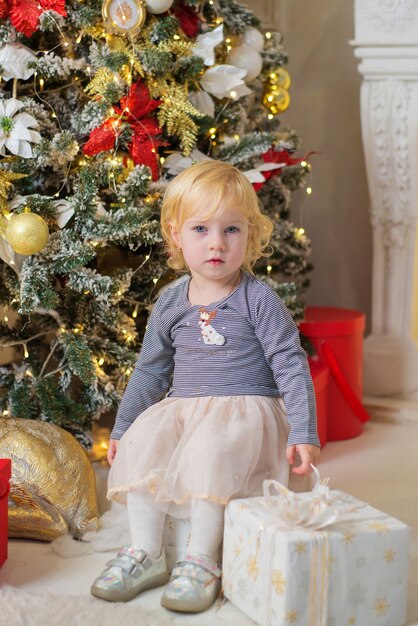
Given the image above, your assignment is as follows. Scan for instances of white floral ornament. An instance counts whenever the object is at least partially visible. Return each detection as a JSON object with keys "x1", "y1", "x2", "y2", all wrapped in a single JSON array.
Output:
[
  {"x1": 0, "y1": 99, "x2": 41, "y2": 158},
  {"x1": 192, "y1": 24, "x2": 224, "y2": 66},
  {"x1": 0, "y1": 43, "x2": 36, "y2": 81},
  {"x1": 162, "y1": 149, "x2": 212, "y2": 176},
  {"x1": 188, "y1": 90, "x2": 215, "y2": 117},
  {"x1": 200, "y1": 65, "x2": 251, "y2": 101}
]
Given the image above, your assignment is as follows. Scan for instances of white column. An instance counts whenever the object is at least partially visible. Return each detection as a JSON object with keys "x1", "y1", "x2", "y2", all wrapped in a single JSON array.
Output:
[{"x1": 352, "y1": 1, "x2": 418, "y2": 397}]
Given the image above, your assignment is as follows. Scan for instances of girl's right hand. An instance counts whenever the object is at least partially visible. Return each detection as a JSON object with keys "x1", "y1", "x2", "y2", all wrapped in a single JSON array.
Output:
[{"x1": 107, "y1": 438, "x2": 119, "y2": 465}]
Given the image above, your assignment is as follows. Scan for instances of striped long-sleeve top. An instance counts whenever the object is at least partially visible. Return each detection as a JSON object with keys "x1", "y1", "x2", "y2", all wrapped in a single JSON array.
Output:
[{"x1": 111, "y1": 271, "x2": 319, "y2": 446}]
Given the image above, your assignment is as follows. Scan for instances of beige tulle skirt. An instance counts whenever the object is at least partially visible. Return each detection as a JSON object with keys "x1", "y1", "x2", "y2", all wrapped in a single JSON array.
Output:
[{"x1": 107, "y1": 395, "x2": 291, "y2": 518}]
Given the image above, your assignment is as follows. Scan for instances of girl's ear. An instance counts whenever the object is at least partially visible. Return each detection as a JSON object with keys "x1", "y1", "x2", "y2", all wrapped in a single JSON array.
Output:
[{"x1": 170, "y1": 223, "x2": 181, "y2": 249}]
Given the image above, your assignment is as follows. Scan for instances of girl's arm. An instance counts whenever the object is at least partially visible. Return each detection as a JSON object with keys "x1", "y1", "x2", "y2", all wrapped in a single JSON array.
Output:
[
  {"x1": 110, "y1": 294, "x2": 175, "y2": 441},
  {"x1": 254, "y1": 285, "x2": 320, "y2": 449}
]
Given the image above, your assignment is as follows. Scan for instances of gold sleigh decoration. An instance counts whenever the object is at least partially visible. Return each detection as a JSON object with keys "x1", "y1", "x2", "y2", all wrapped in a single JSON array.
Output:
[{"x1": 0, "y1": 417, "x2": 99, "y2": 541}]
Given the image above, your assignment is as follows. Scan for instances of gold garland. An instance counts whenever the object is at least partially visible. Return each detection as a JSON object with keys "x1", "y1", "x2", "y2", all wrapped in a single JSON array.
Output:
[
  {"x1": 84, "y1": 67, "x2": 118, "y2": 98},
  {"x1": 0, "y1": 171, "x2": 28, "y2": 212},
  {"x1": 156, "y1": 81, "x2": 204, "y2": 155}
]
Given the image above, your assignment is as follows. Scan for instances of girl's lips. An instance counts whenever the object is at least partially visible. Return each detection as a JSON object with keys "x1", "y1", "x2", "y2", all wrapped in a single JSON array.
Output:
[{"x1": 207, "y1": 259, "x2": 224, "y2": 264}]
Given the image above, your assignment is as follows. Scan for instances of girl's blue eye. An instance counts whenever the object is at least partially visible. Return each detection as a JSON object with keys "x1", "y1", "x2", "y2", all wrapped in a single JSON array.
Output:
[
  {"x1": 226, "y1": 226, "x2": 239, "y2": 233},
  {"x1": 194, "y1": 225, "x2": 206, "y2": 233}
]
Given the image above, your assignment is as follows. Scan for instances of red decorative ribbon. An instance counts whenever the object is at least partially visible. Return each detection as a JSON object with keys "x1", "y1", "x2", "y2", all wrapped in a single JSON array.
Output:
[
  {"x1": 253, "y1": 149, "x2": 316, "y2": 191},
  {"x1": 173, "y1": 0, "x2": 200, "y2": 38}
]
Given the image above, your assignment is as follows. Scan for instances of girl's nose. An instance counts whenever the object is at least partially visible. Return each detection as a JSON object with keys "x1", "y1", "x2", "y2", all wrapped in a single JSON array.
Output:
[{"x1": 209, "y1": 233, "x2": 225, "y2": 250}]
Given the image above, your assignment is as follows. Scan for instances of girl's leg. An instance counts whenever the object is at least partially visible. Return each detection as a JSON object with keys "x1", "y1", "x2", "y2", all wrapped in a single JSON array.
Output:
[
  {"x1": 161, "y1": 498, "x2": 224, "y2": 613},
  {"x1": 188, "y1": 498, "x2": 224, "y2": 562},
  {"x1": 127, "y1": 492, "x2": 168, "y2": 558},
  {"x1": 91, "y1": 493, "x2": 169, "y2": 602}
]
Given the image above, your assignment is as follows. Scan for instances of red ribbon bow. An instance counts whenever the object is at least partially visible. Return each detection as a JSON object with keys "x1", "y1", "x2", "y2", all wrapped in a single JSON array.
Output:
[{"x1": 83, "y1": 81, "x2": 167, "y2": 181}]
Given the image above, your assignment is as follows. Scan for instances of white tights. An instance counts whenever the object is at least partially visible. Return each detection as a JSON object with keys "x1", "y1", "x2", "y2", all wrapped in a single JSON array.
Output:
[{"x1": 127, "y1": 492, "x2": 224, "y2": 562}]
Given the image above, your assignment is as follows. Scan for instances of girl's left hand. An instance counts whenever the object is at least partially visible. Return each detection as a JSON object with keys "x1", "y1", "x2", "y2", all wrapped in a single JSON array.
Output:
[{"x1": 286, "y1": 444, "x2": 320, "y2": 475}]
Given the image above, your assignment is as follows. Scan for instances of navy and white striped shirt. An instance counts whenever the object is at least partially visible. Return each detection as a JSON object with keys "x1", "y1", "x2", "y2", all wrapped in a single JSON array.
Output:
[{"x1": 111, "y1": 272, "x2": 319, "y2": 446}]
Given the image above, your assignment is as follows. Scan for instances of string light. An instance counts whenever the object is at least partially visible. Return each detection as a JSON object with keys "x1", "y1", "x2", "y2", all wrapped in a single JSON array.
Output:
[
  {"x1": 301, "y1": 161, "x2": 307, "y2": 167},
  {"x1": 132, "y1": 305, "x2": 139, "y2": 318},
  {"x1": 39, "y1": 78, "x2": 44, "y2": 91},
  {"x1": 230, "y1": 90, "x2": 237, "y2": 99},
  {"x1": 3, "y1": 315, "x2": 8, "y2": 322},
  {"x1": 125, "y1": 368, "x2": 132, "y2": 375},
  {"x1": 306, "y1": 187, "x2": 312, "y2": 195},
  {"x1": 98, "y1": 357, "x2": 105, "y2": 366},
  {"x1": 152, "y1": 278, "x2": 158, "y2": 284},
  {"x1": 265, "y1": 32, "x2": 272, "y2": 39},
  {"x1": 268, "y1": 114, "x2": 274, "y2": 120},
  {"x1": 23, "y1": 344, "x2": 29, "y2": 358},
  {"x1": 267, "y1": 265, "x2": 272, "y2": 274},
  {"x1": 299, "y1": 228, "x2": 305, "y2": 235},
  {"x1": 233, "y1": 134, "x2": 240, "y2": 141},
  {"x1": 2, "y1": 410, "x2": 9, "y2": 416}
]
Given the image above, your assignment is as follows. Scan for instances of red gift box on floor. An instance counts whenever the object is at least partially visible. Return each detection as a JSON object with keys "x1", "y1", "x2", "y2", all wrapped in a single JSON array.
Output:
[
  {"x1": 309, "y1": 359, "x2": 329, "y2": 448},
  {"x1": 0, "y1": 459, "x2": 11, "y2": 567}
]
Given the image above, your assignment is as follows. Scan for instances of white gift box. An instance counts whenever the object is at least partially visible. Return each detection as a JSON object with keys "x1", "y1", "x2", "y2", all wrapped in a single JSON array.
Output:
[{"x1": 223, "y1": 473, "x2": 410, "y2": 626}]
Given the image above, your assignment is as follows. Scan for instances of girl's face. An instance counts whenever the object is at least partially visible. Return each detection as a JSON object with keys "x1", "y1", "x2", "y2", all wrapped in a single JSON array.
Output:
[{"x1": 170, "y1": 200, "x2": 249, "y2": 284}]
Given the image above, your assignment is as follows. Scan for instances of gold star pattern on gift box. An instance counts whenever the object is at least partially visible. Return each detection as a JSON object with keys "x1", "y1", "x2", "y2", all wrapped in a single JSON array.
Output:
[
  {"x1": 373, "y1": 597, "x2": 390, "y2": 616},
  {"x1": 272, "y1": 570, "x2": 287, "y2": 595}
]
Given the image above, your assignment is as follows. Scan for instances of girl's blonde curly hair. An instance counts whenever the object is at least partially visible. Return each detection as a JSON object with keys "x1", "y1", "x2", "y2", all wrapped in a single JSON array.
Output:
[{"x1": 160, "y1": 160, "x2": 273, "y2": 273}]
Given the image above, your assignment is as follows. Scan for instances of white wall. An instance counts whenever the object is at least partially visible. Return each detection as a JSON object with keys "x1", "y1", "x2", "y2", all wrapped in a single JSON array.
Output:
[{"x1": 246, "y1": 0, "x2": 373, "y2": 330}]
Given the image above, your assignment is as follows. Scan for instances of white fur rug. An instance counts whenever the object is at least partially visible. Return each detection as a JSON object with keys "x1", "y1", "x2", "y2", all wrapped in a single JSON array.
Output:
[{"x1": 0, "y1": 585, "x2": 176, "y2": 626}]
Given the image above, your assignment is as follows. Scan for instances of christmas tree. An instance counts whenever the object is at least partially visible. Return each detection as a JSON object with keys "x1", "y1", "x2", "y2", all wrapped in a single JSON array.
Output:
[{"x1": 0, "y1": 0, "x2": 313, "y2": 446}]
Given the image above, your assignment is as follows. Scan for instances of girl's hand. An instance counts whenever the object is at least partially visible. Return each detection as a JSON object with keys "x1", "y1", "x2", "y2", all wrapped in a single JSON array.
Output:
[
  {"x1": 286, "y1": 444, "x2": 320, "y2": 475},
  {"x1": 107, "y1": 438, "x2": 119, "y2": 465}
]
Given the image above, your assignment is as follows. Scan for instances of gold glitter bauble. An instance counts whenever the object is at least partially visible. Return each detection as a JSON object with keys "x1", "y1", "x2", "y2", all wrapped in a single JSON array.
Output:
[
  {"x1": 263, "y1": 87, "x2": 290, "y2": 115},
  {"x1": 5, "y1": 211, "x2": 49, "y2": 255}
]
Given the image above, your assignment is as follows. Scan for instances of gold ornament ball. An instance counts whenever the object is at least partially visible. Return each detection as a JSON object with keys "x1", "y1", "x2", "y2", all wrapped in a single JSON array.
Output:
[
  {"x1": 263, "y1": 87, "x2": 290, "y2": 115},
  {"x1": 269, "y1": 68, "x2": 291, "y2": 90},
  {"x1": 5, "y1": 212, "x2": 49, "y2": 255}
]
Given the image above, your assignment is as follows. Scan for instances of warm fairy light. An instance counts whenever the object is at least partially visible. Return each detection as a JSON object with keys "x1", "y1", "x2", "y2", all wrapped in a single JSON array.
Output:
[
  {"x1": 226, "y1": 45, "x2": 232, "y2": 51},
  {"x1": 306, "y1": 187, "x2": 312, "y2": 195},
  {"x1": 121, "y1": 198, "x2": 126, "y2": 203},
  {"x1": 130, "y1": 58, "x2": 134, "y2": 65},
  {"x1": 11, "y1": 299, "x2": 17, "y2": 304},
  {"x1": 270, "y1": 72, "x2": 277, "y2": 80},
  {"x1": 39, "y1": 78, "x2": 44, "y2": 91},
  {"x1": 98, "y1": 357, "x2": 105, "y2": 366},
  {"x1": 52, "y1": 112, "x2": 57, "y2": 118},
  {"x1": 226, "y1": 38, "x2": 231, "y2": 43},
  {"x1": 2, "y1": 410, "x2": 9, "y2": 416},
  {"x1": 3, "y1": 315, "x2": 8, "y2": 322},
  {"x1": 268, "y1": 114, "x2": 274, "y2": 120},
  {"x1": 160, "y1": 157, "x2": 165, "y2": 164},
  {"x1": 153, "y1": 278, "x2": 158, "y2": 284},
  {"x1": 265, "y1": 32, "x2": 272, "y2": 39},
  {"x1": 230, "y1": 90, "x2": 237, "y2": 99},
  {"x1": 122, "y1": 329, "x2": 127, "y2": 334},
  {"x1": 132, "y1": 305, "x2": 139, "y2": 318},
  {"x1": 117, "y1": 290, "x2": 122, "y2": 296},
  {"x1": 73, "y1": 327, "x2": 80, "y2": 333},
  {"x1": 209, "y1": 127, "x2": 216, "y2": 134},
  {"x1": 173, "y1": 34, "x2": 180, "y2": 40},
  {"x1": 301, "y1": 161, "x2": 307, "y2": 167},
  {"x1": 145, "y1": 254, "x2": 150, "y2": 260},
  {"x1": 298, "y1": 228, "x2": 305, "y2": 235},
  {"x1": 76, "y1": 34, "x2": 82, "y2": 43},
  {"x1": 210, "y1": 133, "x2": 216, "y2": 139},
  {"x1": 86, "y1": 66, "x2": 91, "y2": 75},
  {"x1": 267, "y1": 265, "x2": 272, "y2": 273},
  {"x1": 233, "y1": 134, "x2": 240, "y2": 140},
  {"x1": 125, "y1": 368, "x2": 132, "y2": 375},
  {"x1": 24, "y1": 345, "x2": 29, "y2": 358}
]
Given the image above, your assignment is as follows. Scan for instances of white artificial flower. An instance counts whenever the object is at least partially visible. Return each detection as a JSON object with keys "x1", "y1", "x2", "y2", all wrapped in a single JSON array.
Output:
[
  {"x1": 192, "y1": 25, "x2": 224, "y2": 66},
  {"x1": 188, "y1": 90, "x2": 215, "y2": 117},
  {"x1": 200, "y1": 65, "x2": 251, "y2": 100},
  {"x1": 0, "y1": 43, "x2": 36, "y2": 81},
  {"x1": 162, "y1": 150, "x2": 212, "y2": 176},
  {"x1": 243, "y1": 162, "x2": 287, "y2": 183},
  {"x1": 0, "y1": 99, "x2": 41, "y2": 158},
  {"x1": 53, "y1": 199, "x2": 75, "y2": 228}
]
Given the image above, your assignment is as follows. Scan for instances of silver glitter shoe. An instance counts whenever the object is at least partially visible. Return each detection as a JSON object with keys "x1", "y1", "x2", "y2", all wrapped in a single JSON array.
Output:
[
  {"x1": 161, "y1": 553, "x2": 222, "y2": 613},
  {"x1": 91, "y1": 546, "x2": 169, "y2": 602}
]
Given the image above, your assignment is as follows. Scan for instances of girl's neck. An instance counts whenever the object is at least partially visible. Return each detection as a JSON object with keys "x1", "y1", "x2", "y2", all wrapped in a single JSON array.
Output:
[{"x1": 188, "y1": 270, "x2": 242, "y2": 307}]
